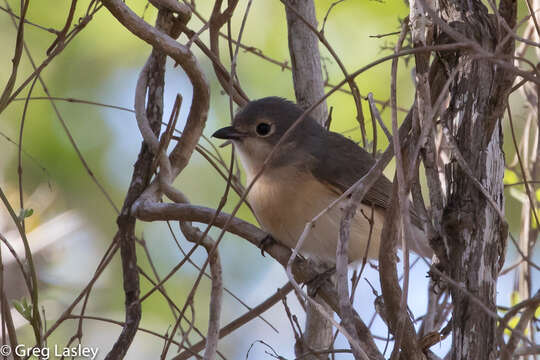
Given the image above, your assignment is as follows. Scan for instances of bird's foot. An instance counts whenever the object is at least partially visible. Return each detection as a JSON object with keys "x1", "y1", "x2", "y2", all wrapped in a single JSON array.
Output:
[
  {"x1": 306, "y1": 266, "x2": 336, "y2": 297},
  {"x1": 258, "y1": 233, "x2": 276, "y2": 257}
]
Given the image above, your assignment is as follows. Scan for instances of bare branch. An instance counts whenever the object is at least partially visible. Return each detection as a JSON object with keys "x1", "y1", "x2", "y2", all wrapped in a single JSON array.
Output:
[
  {"x1": 283, "y1": 0, "x2": 328, "y2": 124},
  {"x1": 377, "y1": 19, "x2": 424, "y2": 360},
  {"x1": 135, "y1": 201, "x2": 383, "y2": 358},
  {"x1": 173, "y1": 283, "x2": 293, "y2": 360},
  {"x1": 100, "y1": 4, "x2": 185, "y2": 358}
]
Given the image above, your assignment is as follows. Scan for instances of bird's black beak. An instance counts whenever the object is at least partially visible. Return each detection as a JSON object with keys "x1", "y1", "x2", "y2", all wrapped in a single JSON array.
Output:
[{"x1": 212, "y1": 126, "x2": 244, "y2": 140}]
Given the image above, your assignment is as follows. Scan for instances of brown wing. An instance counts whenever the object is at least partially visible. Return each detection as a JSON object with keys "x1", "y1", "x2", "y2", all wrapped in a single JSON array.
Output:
[
  {"x1": 309, "y1": 130, "x2": 393, "y2": 210},
  {"x1": 307, "y1": 130, "x2": 432, "y2": 256}
]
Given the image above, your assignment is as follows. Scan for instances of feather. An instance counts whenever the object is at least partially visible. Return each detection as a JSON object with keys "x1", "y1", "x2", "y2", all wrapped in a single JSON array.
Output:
[{"x1": 309, "y1": 130, "x2": 393, "y2": 210}]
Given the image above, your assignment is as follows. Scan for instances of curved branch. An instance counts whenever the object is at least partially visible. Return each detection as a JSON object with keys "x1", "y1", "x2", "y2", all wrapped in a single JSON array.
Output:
[
  {"x1": 101, "y1": 0, "x2": 210, "y2": 181},
  {"x1": 134, "y1": 201, "x2": 383, "y2": 359},
  {"x1": 99, "y1": 2, "x2": 211, "y2": 358},
  {"x1": 208, "y1": 0, "x2": 249, "y2": 106}
]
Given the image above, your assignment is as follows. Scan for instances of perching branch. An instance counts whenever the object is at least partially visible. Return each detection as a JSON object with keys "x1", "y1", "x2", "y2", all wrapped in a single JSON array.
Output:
[{"x1": 101, "y1": 3, "x2": 185, "y2": 358}]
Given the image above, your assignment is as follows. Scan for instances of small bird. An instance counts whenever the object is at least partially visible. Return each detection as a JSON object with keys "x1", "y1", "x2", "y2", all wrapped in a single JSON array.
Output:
[{"x1": 212, "y1": 97, "x2": 431, "y2": 262}]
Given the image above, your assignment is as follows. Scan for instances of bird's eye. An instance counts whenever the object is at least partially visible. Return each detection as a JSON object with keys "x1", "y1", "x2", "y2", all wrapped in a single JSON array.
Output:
[{"x1": 256, "y1": 122, "x2": 272, "y2": 136}]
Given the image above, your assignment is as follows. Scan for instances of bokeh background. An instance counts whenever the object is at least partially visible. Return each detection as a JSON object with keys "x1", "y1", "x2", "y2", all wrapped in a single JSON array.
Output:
[{"x1": 0, "y1": 0, "x2": 538, "y2": 359}]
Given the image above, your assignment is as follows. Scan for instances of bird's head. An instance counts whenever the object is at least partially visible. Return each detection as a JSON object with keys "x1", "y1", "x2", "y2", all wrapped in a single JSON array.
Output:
[{"x1": 212, "y1": 97, "x2": 321, "y2": 177}]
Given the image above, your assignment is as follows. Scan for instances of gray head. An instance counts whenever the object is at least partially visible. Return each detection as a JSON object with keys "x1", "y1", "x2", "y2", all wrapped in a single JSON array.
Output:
[{"x1": 212, "y1": 97, "x2": 324, "y2": 178}]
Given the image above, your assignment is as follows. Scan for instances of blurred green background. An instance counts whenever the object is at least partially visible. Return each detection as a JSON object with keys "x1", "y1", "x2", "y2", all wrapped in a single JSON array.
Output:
[{"x1": 0, "y1": 0, "x2": 537, "y2": 359}]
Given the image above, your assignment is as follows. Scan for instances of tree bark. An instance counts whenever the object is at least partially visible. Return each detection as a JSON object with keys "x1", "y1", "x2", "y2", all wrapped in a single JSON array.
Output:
[{"x1": 434, "y1": 0, "x2": 516, "y2": 358}]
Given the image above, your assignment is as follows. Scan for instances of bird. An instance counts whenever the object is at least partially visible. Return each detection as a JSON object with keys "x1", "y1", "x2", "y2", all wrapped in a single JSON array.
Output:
[{"x1": 212, "y1": 97, "x2": 431, "y2": 263}]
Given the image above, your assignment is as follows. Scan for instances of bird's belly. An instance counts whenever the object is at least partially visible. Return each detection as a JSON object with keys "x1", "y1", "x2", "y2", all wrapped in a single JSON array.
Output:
[{"x1": 247, "y1": 172, "x2": 385, "y2": 262}]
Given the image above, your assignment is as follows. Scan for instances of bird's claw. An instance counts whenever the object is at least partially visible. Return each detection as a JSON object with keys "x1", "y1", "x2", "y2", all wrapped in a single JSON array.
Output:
[
  {"x1": 259, "y1": 234, "x2": 276, "y2": 257},
  {"x1": 306, "y1": 266, "x2": 336, "y2": 297}
]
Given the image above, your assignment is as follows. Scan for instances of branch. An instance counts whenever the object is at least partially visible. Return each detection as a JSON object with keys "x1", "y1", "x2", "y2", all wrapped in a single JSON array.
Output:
[
  {"x1": 282, "y1": 1, "x2": 333, "y2": 358},
  {"x1": 281, "y1": 0, "x2": 365, "y2": 144},
  {"x1": 382, "y1": 18, "x2": 424, "y2": 359},
  {"x1": 101, "y1": 0, "x2": 210, "y2": 182},
  {"x1": 499, "y1": 290, "x2": 540, "y2": 359},
  {"x1": 178, "y1": 223, "x2": 222, "y2": 360},
  {"x1": 100, "y1": 4, "x2": 182, "y2": 358},
  {"x1": 208, "y1": 0, "x2": 249, "y2": 106},
  {"x1": 283, "y1": 0, "x2": 328, "y2": 124},
  {"x1": 0, "y1": 0, "x2": 29, "y2": 112},
  {"x1": 173, "y1": 283, "x2": 293, "y2": 360},
  {"x1": 134, "y1": 202, "x2": 383, "y2": 358}
]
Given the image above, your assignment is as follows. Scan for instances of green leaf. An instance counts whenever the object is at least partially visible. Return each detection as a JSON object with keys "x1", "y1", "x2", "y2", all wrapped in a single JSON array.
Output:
[
  {"x1": 22, "y1": 208, "x2": 33, "y2": 218},
  {"x1": 13, "y1": 300, "x2": 23, "y2": 315},
  {"x1": 12, "y1": 298, "x2": 32, "y2": 322},
  {"x1": 18, "y1": 208, "x2": 34, "y2": 221}
]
